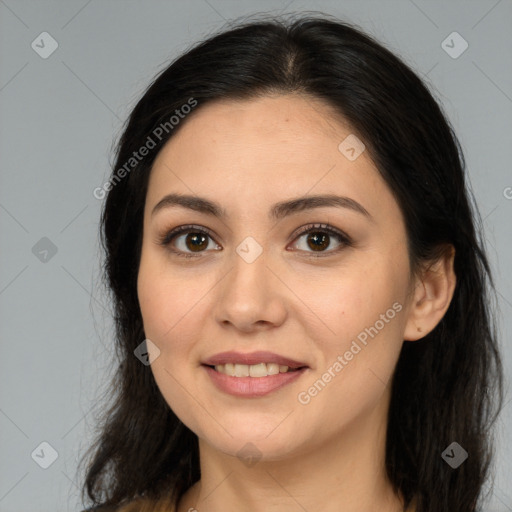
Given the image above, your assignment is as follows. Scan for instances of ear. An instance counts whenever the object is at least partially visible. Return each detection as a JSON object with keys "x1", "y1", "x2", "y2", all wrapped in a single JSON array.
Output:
[{"x1": 403, "y1": 244, "x2": 457, "y2": 341}]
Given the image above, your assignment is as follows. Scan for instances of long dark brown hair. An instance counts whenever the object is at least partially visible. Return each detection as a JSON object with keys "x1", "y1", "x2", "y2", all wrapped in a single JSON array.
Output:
[{"x1": 79, "y1": 13, "x2": 505, "y2": 512}]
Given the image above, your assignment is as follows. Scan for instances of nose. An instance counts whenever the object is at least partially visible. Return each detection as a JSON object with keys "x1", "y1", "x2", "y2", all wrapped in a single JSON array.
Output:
[{"x1": 214, "y1": 246, "x2": 287, "y2": 333}]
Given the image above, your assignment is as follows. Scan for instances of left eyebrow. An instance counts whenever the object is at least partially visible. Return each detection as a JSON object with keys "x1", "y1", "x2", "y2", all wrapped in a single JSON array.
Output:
[{"x1": 151, "y1": 193, "x2": 374, "y2": 222}]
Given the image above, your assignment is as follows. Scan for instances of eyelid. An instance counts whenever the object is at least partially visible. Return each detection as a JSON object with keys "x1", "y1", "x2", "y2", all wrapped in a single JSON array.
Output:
[
  {"x1": 158, "y1": 224, "x2": 216, "y2": 246},
  {"x1": 292, "y1": 223, "x2": 350, "y2": 242},
  {"x1": 288, "y1": 223, "x2": 353, "y2": 257},
  {"x1": 158, "y1": 222, "x2": 353, "y2": 258}
]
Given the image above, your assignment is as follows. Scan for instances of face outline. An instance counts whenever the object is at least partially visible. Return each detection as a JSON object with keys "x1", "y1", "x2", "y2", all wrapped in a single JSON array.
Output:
[{"x1": 136, "y1": 93, "x2": 420, "y2": 462}]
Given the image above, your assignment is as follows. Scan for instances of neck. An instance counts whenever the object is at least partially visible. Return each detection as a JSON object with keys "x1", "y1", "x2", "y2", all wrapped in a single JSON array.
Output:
[{"x1": 178, "y1": 387, "x2": 405, "y2": 512}]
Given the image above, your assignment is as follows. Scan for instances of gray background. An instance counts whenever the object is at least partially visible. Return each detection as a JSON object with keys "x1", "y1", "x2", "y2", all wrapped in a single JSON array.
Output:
[{"x1": 0, "y1": 1, "x2": 511, "y2": 511}]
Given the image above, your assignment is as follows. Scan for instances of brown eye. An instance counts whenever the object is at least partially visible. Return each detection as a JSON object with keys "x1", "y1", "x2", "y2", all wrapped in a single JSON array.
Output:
[
  {"x1": 159, "y1": 223, "x2": 352, "y2": 259},
  {"x1": 289, "y1": 223, "x2": 352, "y2": 257},
  {"x1": 305, "y1": 232, "x2": 330, "y2": 251},
  {"x1": 159, "y1": 225, "x2": 220, "y2": 258},
  {"x1": 182, "y1": 232, "x2": 209, "y2": 252}
]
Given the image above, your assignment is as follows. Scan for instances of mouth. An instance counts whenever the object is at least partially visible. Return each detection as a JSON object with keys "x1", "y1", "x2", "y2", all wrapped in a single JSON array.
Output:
[
  {"x1": 202, "y1": 350, "x2": 309, "y2": 372},
  {"x1": 201, "y1": 351, "x2": 310, "y2": 397},
  {"x1": 201, "y1": 352, "x2": 309, "y2": 397},
  {"x1": 203, "y1": 362, "x2": 307, "y2": 377}
]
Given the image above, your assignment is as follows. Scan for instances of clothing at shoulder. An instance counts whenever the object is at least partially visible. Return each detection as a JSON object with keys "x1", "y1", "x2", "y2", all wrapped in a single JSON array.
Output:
[
  {"x1": 82, "y1": 501, "x2": 177, "y2": 512},
  {"x1": 82, "y1": 506, "x2": 117, "y2": 512}
]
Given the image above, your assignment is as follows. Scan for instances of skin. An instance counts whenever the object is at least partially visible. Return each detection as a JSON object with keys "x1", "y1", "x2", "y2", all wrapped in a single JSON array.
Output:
[{"x1": 136, "y1": 94, "x2": 456, "y2": 512}]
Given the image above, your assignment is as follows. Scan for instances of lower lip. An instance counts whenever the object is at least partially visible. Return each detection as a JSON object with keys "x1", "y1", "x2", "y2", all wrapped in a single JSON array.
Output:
[{"x1": 202, "y1": 365, "x2": 307, "y2": 397}]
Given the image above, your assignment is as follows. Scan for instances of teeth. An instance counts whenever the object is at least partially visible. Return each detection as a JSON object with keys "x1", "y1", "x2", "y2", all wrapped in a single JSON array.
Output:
[{"x1": 214, "y1": 362, "x2": 295, "y2": 377}]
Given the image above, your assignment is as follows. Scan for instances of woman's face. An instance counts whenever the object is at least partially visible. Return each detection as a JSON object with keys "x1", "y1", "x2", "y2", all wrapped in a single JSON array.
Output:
[{"x1": 137, "y1": 94, "x2": 416, "y2": 460}]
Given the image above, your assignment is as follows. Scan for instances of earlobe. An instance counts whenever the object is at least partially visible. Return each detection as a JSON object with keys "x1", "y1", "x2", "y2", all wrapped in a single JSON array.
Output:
[{"x1": 403, "y1": 245, "x2": 456, "y2": 341}]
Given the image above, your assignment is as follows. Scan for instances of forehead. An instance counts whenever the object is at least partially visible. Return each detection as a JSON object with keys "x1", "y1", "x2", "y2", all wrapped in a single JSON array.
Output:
[
  {"x1": 146, "y1": 94, "x2": 396, "y2": 225},
  {"x1": 156, "y1": 94, "x2": 353, "y2": 155}
]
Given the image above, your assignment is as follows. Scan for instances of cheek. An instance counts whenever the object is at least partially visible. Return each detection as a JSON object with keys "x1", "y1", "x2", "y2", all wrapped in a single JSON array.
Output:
[
  {"x1": 136, "y1": 255, "x2": 217, "y2": 396},
  {"x1": 297, "y1": 259, "x2": 402, "y2": 336},
  {"x1": 296, "y1": 290, "x2": 404, "y2": 436},
  {"x1": 137, "y1": 253, "x2": 201, "y2": 341},
  {"x1": 137, "y1": 262, "x2": 167, "y2": 339},
  {"x1": 302, "y1": 255, "x2": 407, "y2": 382},
  {"x1": 137, "y1": 259, "x2": 205, "y2": 430}
]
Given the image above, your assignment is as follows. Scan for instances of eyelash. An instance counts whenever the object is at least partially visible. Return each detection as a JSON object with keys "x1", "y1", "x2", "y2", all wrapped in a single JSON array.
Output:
[{"x1": 157, "y1": 223, "x2": 353, "y2": 259}]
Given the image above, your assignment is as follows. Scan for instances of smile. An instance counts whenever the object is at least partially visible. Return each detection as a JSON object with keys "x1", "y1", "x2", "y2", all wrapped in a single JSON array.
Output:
[
  {"x1": 212, "y1": 362, "x2": 301, "y2": 377},
  {"x1": 202, "y1": 364, "x2": 308, "y2": 397}
]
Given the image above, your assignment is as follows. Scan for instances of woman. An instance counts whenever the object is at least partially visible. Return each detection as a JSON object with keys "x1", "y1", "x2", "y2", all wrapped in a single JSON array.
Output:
[{"x1": 80, "y1": 13, "x2": 504, "y2": 512}]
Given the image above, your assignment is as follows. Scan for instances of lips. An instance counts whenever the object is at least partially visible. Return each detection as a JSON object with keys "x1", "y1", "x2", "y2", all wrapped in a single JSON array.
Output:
[
  {"x1": 202, "y1": 350, "x2": 308, "y2": 369},
  {"x1": 203, "y1": 364, "x2": 307, "y2": 397}
]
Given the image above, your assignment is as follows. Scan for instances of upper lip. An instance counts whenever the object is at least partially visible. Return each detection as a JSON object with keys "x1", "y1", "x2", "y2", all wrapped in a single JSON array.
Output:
[{"x1": 202, "y1": 351, "x2": 308, "y2": 369}]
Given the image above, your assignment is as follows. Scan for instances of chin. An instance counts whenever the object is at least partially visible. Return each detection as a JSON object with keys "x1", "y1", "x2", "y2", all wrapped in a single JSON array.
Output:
[
  {"x1": 196, "y1": 418, "x2": 307, "y2": 461},
  {"x1": 212, "y1": 437, "x2": 300, "y2": 463}
]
